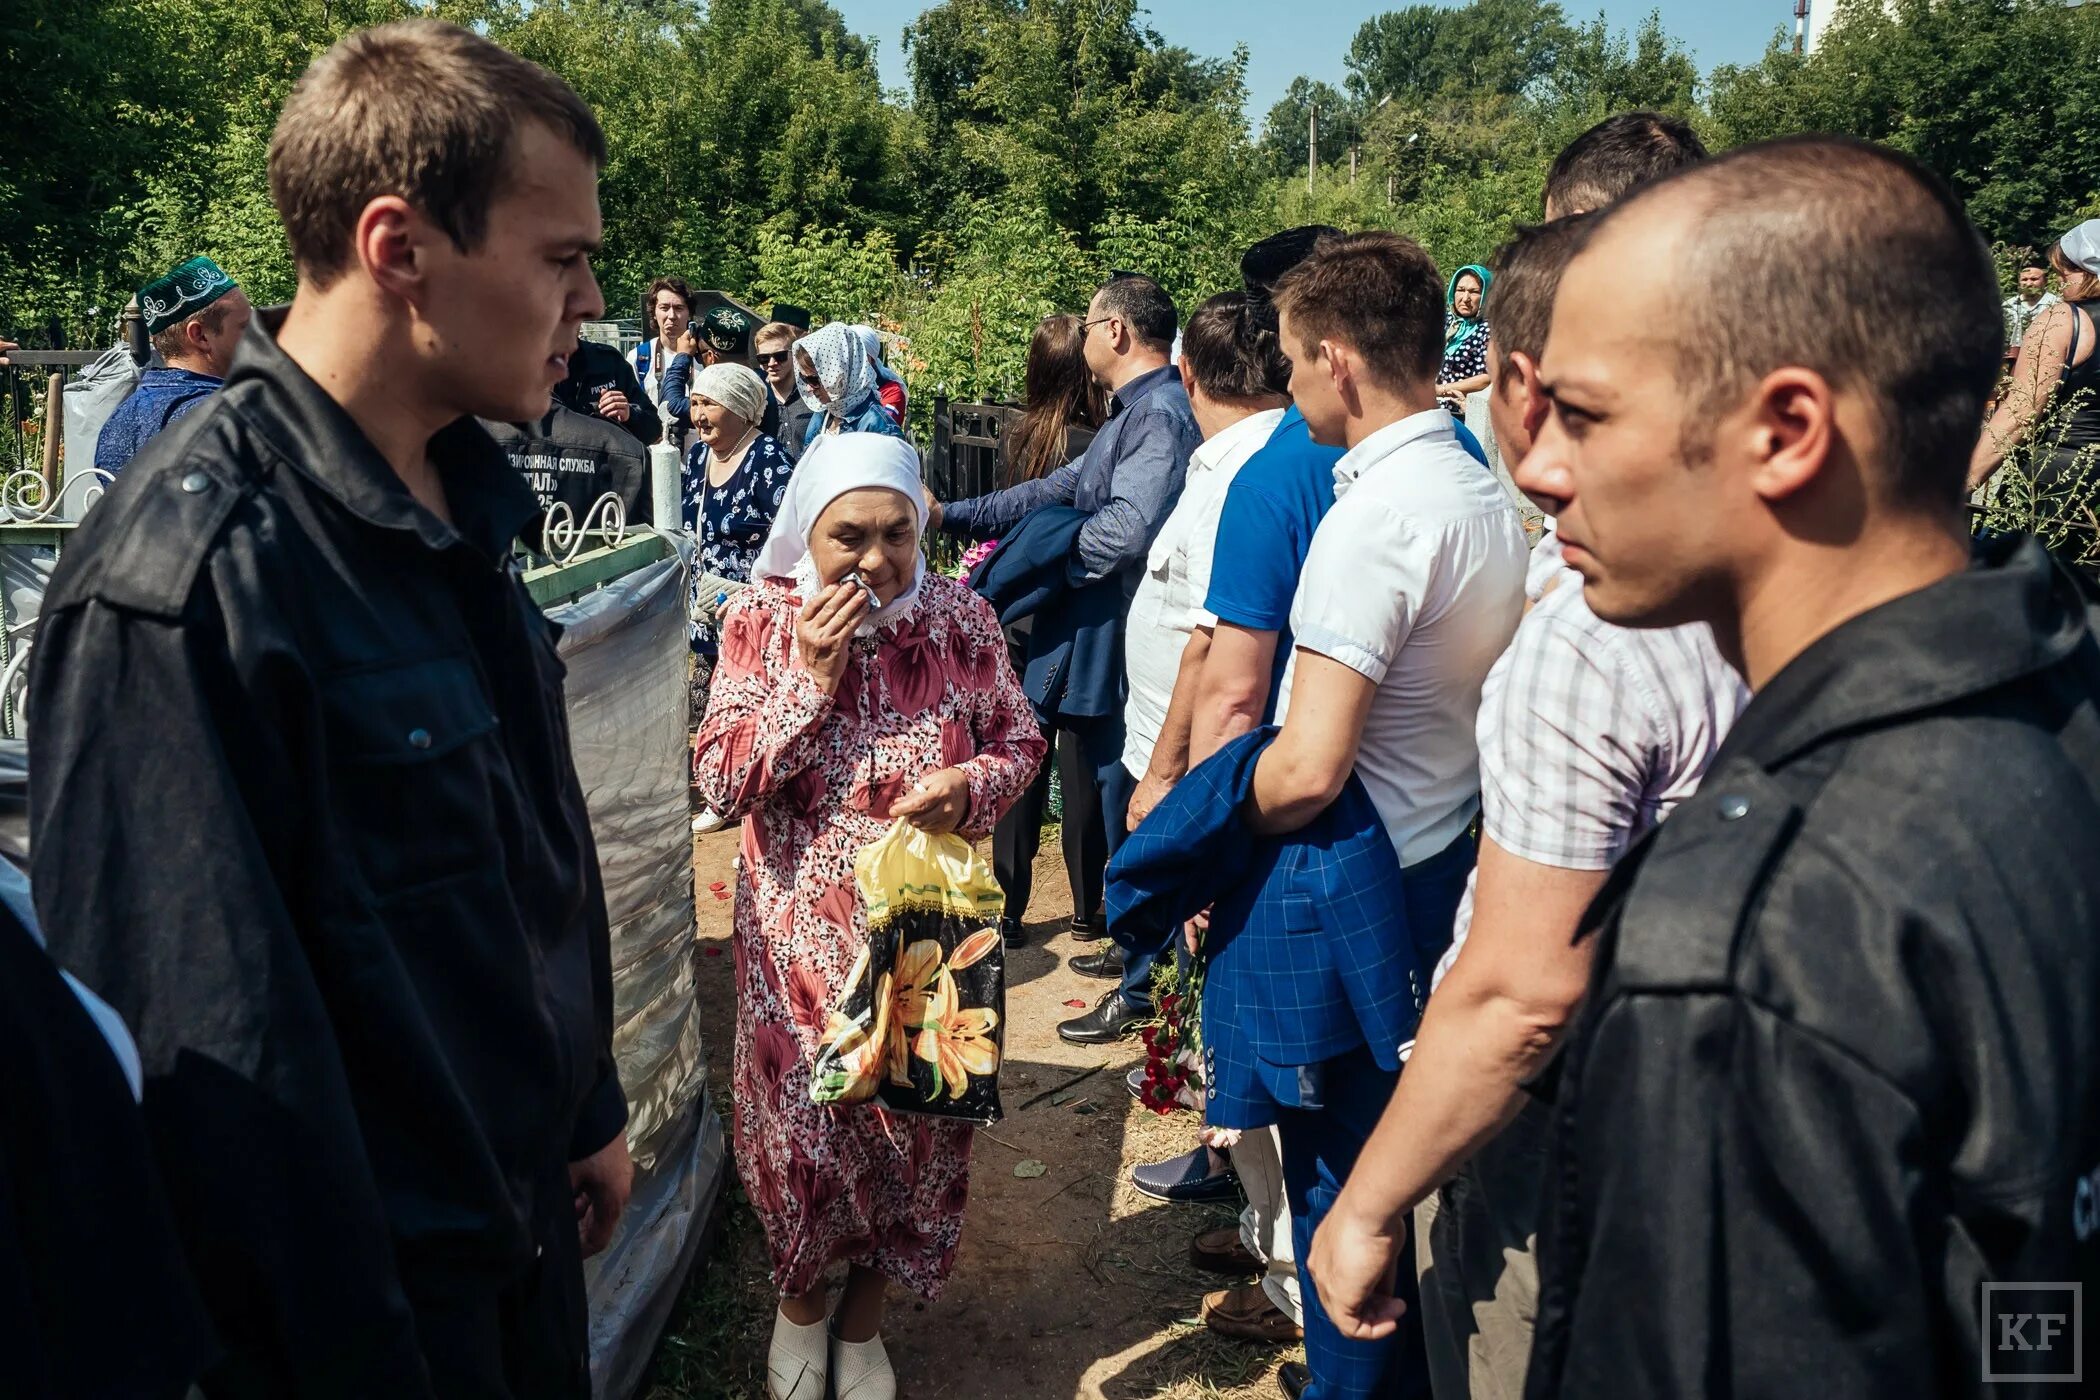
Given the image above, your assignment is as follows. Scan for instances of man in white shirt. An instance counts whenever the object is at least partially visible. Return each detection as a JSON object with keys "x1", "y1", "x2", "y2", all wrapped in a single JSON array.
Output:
[
  {"x1": 1122, "y1": 293, "x2": 1288, "y2": 819},
  {"x1": 1245, "y1": 230, "x2": 1525, "y2": 1400},
  {"x1": 1114, "y1": 289, "x2": 1295, "y2": 1290},
  {"x1": 628, "y1": 275, "x2": 691, "y2": 439},
  {"x1": 2005, "y1": 260, "x2": 2061, "y2": 350}
]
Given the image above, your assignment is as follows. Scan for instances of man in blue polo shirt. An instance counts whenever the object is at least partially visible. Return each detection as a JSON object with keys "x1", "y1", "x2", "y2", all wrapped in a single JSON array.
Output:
[{"x1": 1115, "y1": 226, "x2": 1346, "y2": 1353}]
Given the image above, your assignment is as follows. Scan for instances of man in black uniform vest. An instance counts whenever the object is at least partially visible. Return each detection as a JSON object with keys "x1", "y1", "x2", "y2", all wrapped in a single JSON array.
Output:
[
  {"x1": 28, "y1": 20, "x2": 632, "y2": 1397},
  {"x1": 1513, "y1": 138, "x2": 2100, "y2": 1396}
]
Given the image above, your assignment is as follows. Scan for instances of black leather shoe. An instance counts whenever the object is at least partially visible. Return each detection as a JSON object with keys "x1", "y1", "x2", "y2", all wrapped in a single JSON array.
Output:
[
  {"x1": 1057, "y1": 990, "x2": 1146, "y2": 1045},
  {"x1": 1069, "y1": 944, "x2": 1127, "y2": 980},
  {"x1": 1278, "y1": 1361, "x2": 1310, "y2": 1400},
  {"x1": 1068, "y1": 912, "x2": 1105, "y2": 937},
  {"x1": 1000, "y1": 917, "x2": 1027, "y2": 948}
]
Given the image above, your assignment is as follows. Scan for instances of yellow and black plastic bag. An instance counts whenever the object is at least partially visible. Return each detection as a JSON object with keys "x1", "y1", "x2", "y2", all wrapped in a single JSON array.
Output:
[{"x1": 810, "y1": 820, "x2": 1008, "y2": 1124}]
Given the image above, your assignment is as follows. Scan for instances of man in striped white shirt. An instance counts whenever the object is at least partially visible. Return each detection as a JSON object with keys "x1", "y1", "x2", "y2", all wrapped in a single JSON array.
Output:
[{"x1": 1305, "y1": 212, "x2": 1748, "y2": 1400}]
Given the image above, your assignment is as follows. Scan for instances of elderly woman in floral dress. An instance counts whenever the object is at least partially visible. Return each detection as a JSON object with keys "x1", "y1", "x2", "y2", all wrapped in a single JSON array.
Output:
[{"x1": 694, "y1": 434, "x2": 1044, "y2": 1400}]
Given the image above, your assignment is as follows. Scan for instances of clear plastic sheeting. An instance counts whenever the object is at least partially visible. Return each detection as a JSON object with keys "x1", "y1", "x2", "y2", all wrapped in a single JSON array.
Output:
[{"x1": 547, "y1": 550, "x2": 722, "y2": 1398}]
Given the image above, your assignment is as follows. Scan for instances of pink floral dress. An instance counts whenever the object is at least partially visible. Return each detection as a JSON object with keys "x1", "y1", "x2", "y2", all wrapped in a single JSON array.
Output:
[{"x1": 693, "y1": 571, "x2": 1045, "y2": 1299}]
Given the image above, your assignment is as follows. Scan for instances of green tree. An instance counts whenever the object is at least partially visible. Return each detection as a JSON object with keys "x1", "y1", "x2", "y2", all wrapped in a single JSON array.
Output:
[
  {"x1": 752, "y1": 224, "x2": 903, "y2": 324},
  {"x1": 1546, "y1": 11, "x2": 1701, "y2": 117},
  {"x1": 1344, "y1": 0, "x2": 1573, "y2": 107},
  {"x1": 1259, "y1": 78, "x2": 1355, "y2": 181},
  {"x1": 1709, "y1": 0, "x2": 2100, "y2": 245},
  {"x1": 902, "y1": 0, "x2": 1256, "y2": 245}
]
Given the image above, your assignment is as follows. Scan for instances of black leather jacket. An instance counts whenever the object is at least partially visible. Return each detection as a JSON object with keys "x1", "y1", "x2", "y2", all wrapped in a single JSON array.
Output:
[
  {"x1": 29, "y1": 309, "x2": 623, "y2": 1396},
  {"x1": 1528, "y1": 537, "x2": 2100, "y2": 1399}
]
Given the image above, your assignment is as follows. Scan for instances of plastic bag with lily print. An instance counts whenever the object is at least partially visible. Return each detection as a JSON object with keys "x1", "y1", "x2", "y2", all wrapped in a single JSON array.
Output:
[{"x1": 809, "y1": 819, "x2": 1008, "y2": 1124}]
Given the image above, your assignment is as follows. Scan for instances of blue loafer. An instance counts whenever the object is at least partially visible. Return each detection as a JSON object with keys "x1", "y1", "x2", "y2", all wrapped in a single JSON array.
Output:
[{"x1": 1130, "y1": 1145, "x2": 1241, "y2": 1203}]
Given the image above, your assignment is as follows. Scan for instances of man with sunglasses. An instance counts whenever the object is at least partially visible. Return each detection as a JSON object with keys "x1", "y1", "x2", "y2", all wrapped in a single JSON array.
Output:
[
  {"x1": 932, "y1": 272, "x2": 1201, "y2": 1042},
  {"x1": 754, "y1": 320, "x2": 811, "y2": 461}
]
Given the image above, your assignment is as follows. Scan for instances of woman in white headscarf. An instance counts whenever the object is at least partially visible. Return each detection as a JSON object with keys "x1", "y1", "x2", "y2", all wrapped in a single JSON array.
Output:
[
  {"x1": 1972, "y1": 218, "x2": 2100, "y2": 572},
  {"x1": 693, "y1": 435, "x2": 1043, "y2": 1400},
  {"x1": 793, "y1": 322, "x2": 907, "y2": 453},
  {"x1": 683, "y1": 362, "x2": 798, "y2": 830},
  {"x1": 851, "y1": 323, "x2": 910, "y2": 428}
]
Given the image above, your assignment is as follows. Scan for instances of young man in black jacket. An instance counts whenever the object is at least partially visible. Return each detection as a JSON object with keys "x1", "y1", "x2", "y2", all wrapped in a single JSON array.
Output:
[
  {"x1": 1501, "y1": 137, "x2": 2099, "y2": 1396},
  {"x1": 554, "y1": 332, "x2": 661, "y2": 446},
  {"x1": 28, "y1": 21, "x2": 630, "y2": 1397}
]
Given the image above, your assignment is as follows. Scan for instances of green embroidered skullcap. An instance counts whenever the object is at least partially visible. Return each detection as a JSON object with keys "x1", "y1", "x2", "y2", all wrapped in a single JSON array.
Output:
[
  {"x1": 139, "y1": 257, "x2": 239, "y2": 336},
  {"x1": 701, "y1": 304, "x2": 757, "y2": 355}
]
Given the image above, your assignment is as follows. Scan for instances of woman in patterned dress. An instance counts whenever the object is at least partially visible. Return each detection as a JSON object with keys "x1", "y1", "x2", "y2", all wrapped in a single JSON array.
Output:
[
  {"x1": 683, "y1": 362, "x2": 796, "y2": 832},
  {"x1": 1437, "y1": 263, "x2": 1493, "y2": 415},
  {"x1": 694, "y1": 435, "x2": 1044, "y2": 1400}
]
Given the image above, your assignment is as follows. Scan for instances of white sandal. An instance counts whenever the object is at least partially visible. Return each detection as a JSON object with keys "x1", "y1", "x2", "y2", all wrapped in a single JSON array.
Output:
[
  {"x1": 767, "y1": 1304, "x2": 830, "y2": 1400},
  {"x1": 831, "y1": 1330, "x2": 897, "y2": 1400}
]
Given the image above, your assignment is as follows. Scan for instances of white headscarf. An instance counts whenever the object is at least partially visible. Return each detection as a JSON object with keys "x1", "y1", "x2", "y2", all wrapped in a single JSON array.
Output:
[
  {"x1": 2061, "y1": 219, "x2": 2100, "y2": 276},
  {"x1": 794, "y1": 322, "x2": 878, "y2": 420},
  {"x1": 752, "y1": 433, "x2": 927, "y2": 634},
  {"x1": 851, "y1": 323, "x2": 884, "y2": 365},
  {"x1": 690, "y1": 361, "x2": 767, "y2": 425}
]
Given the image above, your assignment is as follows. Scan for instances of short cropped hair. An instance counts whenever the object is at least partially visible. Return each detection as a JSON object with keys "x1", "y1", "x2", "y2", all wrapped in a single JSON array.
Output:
[
  {"x1": 1487, "y1": 214, "x2": 1596, "y2": 365},
  {"x1": 1606, "y1": 135, "x2": 2002, "y2": 506},
  {"x1": 1093, "y1": 275, "x2": 1178, "y2": 353},
  {"x1": 1545, "y1": 112, "x2": 1707, "y2": 217},
  {"x1": 1271, "y1": 231, "x2": 1444, "y2": 390},
  {"x1": 149, "y1": 298, "x2": 242, "y2": 362},
  {"x1": 754, "y1": 321, "x2": 801, "y2": 352},
  {"x1": 1182, "y1": 292, "x2": 1292, "y2": 401},
  {"x1": 269, "y1": 20, "x2": 606, "y2": 285}
]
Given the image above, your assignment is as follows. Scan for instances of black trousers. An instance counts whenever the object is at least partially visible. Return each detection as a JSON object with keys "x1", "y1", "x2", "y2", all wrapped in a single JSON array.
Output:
[
  {"x1": 992, "y1": 722, "x2": 1106, "y2": 927},
  {"x1": 406, "y1": 1176, "x2": 591, "y2": 1400}
]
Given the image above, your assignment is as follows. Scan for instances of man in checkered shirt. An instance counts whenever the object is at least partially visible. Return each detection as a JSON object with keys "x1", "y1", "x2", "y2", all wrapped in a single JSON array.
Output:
[{"x1": 1304, "y1": 204, "x2": 1747, "y2": 1398}]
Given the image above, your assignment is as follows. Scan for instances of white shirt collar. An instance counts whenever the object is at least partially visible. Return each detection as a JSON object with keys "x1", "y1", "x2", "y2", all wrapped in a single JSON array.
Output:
[
  {"x1": 1190, "y1": 407, "x2": 1285, "y2": 474},
  {"x1": 1332, "y1": 408, "x2": 1458, "y2": 499}
]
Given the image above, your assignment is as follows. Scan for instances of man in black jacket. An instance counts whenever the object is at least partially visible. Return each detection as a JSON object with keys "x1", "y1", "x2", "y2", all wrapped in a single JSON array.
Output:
[
  {"x1": 1496, "y1": 136, "x2": 2100, "y2": 1396},
  {"x1": 485, "y1": 396, "x2": 653, "y2": 527},
  {"x1": 554, "y1": 332, "x2": 661, "y2": 446},
  {"x1": 28, "y1": 21, "x2": 630, "y2": 1397}
]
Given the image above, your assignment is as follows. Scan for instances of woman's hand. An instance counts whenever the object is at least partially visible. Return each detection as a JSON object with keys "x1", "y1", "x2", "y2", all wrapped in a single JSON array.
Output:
[
  {"x1": 893, "y1": 767, "x2": 971, "y2": 835},
  {"x1": 795, "y1": 582, "x2": 869, "y2": 694}
]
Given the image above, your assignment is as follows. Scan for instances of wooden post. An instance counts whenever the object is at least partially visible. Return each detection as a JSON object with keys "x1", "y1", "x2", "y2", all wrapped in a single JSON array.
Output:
[{"x1": 41, "y1": 372, "x2": 62, "y2": 483}]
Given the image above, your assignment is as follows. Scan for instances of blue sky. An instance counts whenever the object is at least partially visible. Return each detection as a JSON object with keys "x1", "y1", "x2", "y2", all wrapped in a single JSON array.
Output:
[{"x1": 830, "y1": 1, "x2": 1795, "y2": 125}]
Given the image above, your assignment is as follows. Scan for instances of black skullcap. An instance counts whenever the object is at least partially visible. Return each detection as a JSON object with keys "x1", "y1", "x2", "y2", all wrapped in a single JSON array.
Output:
[{"x1": 1241, "y1": 226, "x2": 1343, "y2": 296}]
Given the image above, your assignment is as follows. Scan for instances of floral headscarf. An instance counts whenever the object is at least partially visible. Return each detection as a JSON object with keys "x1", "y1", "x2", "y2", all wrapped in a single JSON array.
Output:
[{"x1": 795, "y1": 322, "x2": 879, "y2": 420}]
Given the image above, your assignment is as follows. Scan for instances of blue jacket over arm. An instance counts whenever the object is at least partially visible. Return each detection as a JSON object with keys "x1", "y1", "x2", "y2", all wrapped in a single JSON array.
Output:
[
  {"x1": 969, "y1": 506, "x2": 1126, "y2": 723},
  {"x1": 1106, "y1": 726, "x2": 1439, "y2": 1128}
]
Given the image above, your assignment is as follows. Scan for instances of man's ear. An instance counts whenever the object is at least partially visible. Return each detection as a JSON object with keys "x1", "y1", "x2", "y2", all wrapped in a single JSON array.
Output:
[
  {"x1": 1323, "y1": 339, "x2": 1354, "y2": 409},
  {"x1": 1179, "y1": 356, "x2": 1199, "y2": 400},
  {"x1": 354, "y1": 194, "x2": 425, "y2": 306},
  {"x1": 1508, "y1": 349, "x2": 1545, "y2": 428},
  {"x1": 1744, "y1": 367, "x2": 1836, "y2": 503}
]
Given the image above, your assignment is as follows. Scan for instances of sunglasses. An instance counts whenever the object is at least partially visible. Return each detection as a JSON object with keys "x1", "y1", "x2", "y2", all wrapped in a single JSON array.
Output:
[
  {"x1": 800, "y1": 373, "x2": 824, "y2": 388},
  {"x1": 758, "y1": 350, "x2": 792, "y2": 366}
]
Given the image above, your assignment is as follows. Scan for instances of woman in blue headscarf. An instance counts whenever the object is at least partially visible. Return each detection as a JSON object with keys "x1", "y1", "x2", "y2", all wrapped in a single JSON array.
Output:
[{"x1": 1437, "y1": 263, "x2": 1493, "y2": 412}]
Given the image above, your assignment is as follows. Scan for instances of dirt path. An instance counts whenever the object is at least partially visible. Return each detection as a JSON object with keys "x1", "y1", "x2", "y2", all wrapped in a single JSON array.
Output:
[{"x1": 642, "y1": 830, "x2": 1302, "y2": 1400}]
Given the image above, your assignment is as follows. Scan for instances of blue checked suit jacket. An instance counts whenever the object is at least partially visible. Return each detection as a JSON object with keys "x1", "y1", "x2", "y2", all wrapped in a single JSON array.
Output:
[{"x1": 1106, "y1": 727, "x2": 1439, "y2": 1128}]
